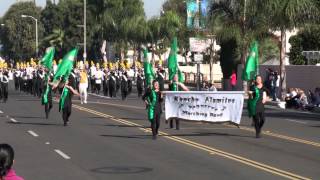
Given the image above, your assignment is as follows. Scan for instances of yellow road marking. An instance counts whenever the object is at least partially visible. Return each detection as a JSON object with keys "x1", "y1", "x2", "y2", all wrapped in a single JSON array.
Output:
[
  {"x1": 225, "y1": 125, "x2": 320, "y2": 148},
  {"x1": 82, "y1": 100, "x2": 320, "y2": 149},
  {"x1": 72, "y1": 104, "x2": 311, "y2": 180},
  {"x1": 74, "y1": 100, "x2": 145, "y2": 110}
]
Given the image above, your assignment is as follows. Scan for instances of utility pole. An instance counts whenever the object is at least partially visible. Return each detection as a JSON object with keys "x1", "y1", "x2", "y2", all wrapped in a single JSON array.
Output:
[{"x1": 83, "y1": 0, "x2": 87, "y2": 62}]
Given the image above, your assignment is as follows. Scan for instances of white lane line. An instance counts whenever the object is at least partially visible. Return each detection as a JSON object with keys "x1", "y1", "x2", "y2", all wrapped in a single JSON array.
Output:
[
  {"x1": 0, "y1": 110, "x2": 3, "y2": 114},
  {"x1": 10, "y1": 118, "x2": 18, "y2": 123},
  {"x1": 54, "y1": 149, "x2": 71, "y2": 160},
  {"x1": 285, "y1": 119, "x2": 307, "y2": 125},
  {"x1": 27, "y1": 130, "x2": 39, "y2": 137}
]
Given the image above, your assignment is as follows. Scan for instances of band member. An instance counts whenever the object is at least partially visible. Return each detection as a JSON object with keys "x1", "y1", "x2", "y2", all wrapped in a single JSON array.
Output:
[
  {"x1": 14, "y1": 69, "x2": 21, "y2": 91},
  {"x1": 42, "y1": 73, "x2": 53, "y2": 119},
  {"x1": 109, "y1": 72, "x2": 116, "y2": 98},
  {"x1": 156, "y1": 69, "x2": 165, "y2": 91},
  {"x1": 121, "y1": 72, "x2": 128, "y2": 100},
  {"x1": 103, "y1": 69, "x2": 109, "y2": 96},
  {"x1": 89, "y1": 63, "x2": 96, "y2": 93},
  {"x1": 143, "y1": 80, "x2": 163, "y2": 140},
  {"x1": 58, "y1": 76, "x2": 79, "y2": 126},
  {"x1": 94, "y1": 65, "x2": 104, "y2": 94},
  {"x1": 168, "y1": 74, "x2": 189, "y2": 130},
  {"x1": 1, "y1": 70, "x2": 9, "y2": 103},
  {"x1": 136, "y1": 73, "x2": 144, "y2": 97},
  {"x1": 248, "y1": 75, "x2": 268, "y2": 138},
  {"x1": 79, "y1": 65, "x2": 88, "y2": 104}
]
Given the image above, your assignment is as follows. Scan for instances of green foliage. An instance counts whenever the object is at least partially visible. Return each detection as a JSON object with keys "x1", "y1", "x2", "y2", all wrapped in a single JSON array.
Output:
[
  {"x1": 259, "y1": 38, "x2": 279, "y2": 64},
  {"x1": 0, "y1": 2, "x2": 43, "y2": 60},
  {"x1": 289, "y1": 25, "x2": 320, "y2": 65},
  {"x1": 162, "y1": 0, "x2": 196, "y2": 52},
  {"x1": 208, "y1": 0, "x2": 268, "y2": 78},
  {"x1": 288, "y1": 35, "x2": 306, "y2": 65}
]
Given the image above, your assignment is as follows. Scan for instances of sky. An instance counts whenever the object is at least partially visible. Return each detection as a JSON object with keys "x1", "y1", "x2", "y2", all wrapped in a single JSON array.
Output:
[{"x1": 0, "y1": 0, "x2": 166, "y2": 18}]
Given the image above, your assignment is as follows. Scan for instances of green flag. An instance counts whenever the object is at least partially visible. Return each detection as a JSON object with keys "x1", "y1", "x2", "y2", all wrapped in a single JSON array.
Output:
[
  {"x1": 143, "y1": 48, "x2": 155, "y2": 87},
  {"x1": 242, "y1": 41, "x2": 259, "y2": 81},
  {"x1": 53, "y1": 48, "x2": 78, "y2": 83},
  {"x1": 168, "y1": 37, "x2": 178, "y2": 81},
  {"x1": 168, "y1": 37, "x2": 184, "y2": 83},
  {"x1": 41, "y1": 47, "x2": 55, "y2": 71}
]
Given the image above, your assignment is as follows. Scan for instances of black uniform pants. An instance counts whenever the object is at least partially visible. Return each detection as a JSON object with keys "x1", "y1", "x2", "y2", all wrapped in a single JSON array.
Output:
[
  {"x1": 62, "y1": 106, "x2": 72, "y2": 123},
  {"x1": 45, "y1": 102, "x2": 53, "y2": 118},
  {"x1": 170, "y1": 118, "x2": 180, "y2": 130},
  {"x1": 121, "y1": 90, "x2": 127, "y2": 100},
  {"x1": 151, "y1": 113, "x2": 161, "y2": 137},
  {"x1": 253, "y1": 111, "x2": 265, "y2": 135},
  {"x1": 1, "y1": 83, "x2": 8, "y2": 102}
]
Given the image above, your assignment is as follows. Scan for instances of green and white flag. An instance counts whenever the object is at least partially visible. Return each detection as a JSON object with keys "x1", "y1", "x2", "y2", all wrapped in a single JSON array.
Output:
[
  {"x1": 41, "y1": 47, "x2": 55, "y2": 71},
  {"x1": 242, "y1": 41, "x2": 259, "y2": 81},
  {"x1": 143, "y1": 48, "x2": 155, "y2": 87},
  {"x1": 53, "y1": 48, "x2": 78, "y2": 83}
]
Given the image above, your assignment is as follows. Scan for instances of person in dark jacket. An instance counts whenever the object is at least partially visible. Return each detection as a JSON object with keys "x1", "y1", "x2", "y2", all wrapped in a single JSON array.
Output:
[
  {"x1": 121, "y1": 72, "x2": 128, "y2": 100},
  {"x1": 136, "y1": 73, "x2": 144, "y2": 97},
  {"x1": 1, "y1": 71, "x2": 9, "y2": 103},
  {"x1": 57, "y1": 76, "x2": 79, "y2": 126},
  {"x1": 108, "y1": 72, "x2": 116, "y2": 98},
  {"x1": 142, "y1": 80, "x2": 163, "y2": 140}
]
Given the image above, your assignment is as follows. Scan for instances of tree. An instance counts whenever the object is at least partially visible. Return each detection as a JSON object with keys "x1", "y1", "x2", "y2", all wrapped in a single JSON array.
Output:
[
  {"x1": 289, "y1": 25, "x2": 320, "y2": 65},
  {"x1": 42, "y1": 28, "x2": 65, "y2": 58},
  {"x1": 41, "y1": 0, "x2": 64, "y2": 38},
  {"x1": 264, "y1": 0, "x2": 319, "y2": 99},
  {"x1": 208, "y1": 0, "x2": 268, "y2": 83},
  {"x1": 87, "y1": 0, "x2": 145, "y2": 61},
  {"x1": 146, "y1": 11, "x2": 181, "y2": 64},
  {"x1": 162, "y1": 0, "x2": 194, "y2": 53},
  {"x1": 0, "y1": 2, "x2": 43, "y2": 60},
  {"x1": 57, "y1": 0, "x2": 83, "y2": 58}
]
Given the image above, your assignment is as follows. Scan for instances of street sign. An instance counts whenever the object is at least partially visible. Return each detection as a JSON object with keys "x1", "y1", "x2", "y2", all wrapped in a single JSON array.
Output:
[
  {"x1": 194, "y1": 53, "x2": 203, "y2": 62},
  {"x1": 189, "y1": 37, "x2": 210, "y2": 53}
]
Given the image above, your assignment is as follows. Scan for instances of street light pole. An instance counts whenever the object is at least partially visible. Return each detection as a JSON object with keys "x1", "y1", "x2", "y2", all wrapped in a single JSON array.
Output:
[
  {"x1": 21, "y1": 15, "x2": 38, "y2": 58},
  {"x1": 83, "y1": 0, "x2": 87, "y2": 62}
]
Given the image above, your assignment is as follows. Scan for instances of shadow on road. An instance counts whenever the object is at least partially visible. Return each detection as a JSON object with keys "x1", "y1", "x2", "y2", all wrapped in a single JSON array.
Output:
[
  {"x1": 266, "y1": 112, "x2": 320, "y2": 121},
  {"x1": 100, "y1": 134, "x2": 152, "y2": 139},
  {"x1": 8, "y1": 121, "x2": 63, "y2": 126},
  {"x1": 160, "y1": 132, "x2": 253, "y2": 138},
  {"x1": 103, "y1": 124, "x2": 148, "y2": 128},
  {"x1": 91, "y1": 166, "x2": 153, "y2": 174},
  {"x1": 12, "y1": 115, "x2": 44, "y2": 119}
]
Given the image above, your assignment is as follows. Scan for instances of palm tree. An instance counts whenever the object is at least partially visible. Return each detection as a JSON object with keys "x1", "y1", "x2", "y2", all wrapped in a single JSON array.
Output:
[
  {"x1": 42, "y1": 28, "x2": 65, "y2": 58},
  {"x1": 263, "y1": 0, "x2": 319, "y2": 99},
  {"x1": 208, "y1": 0, "x2": 269, "y2": 89}
]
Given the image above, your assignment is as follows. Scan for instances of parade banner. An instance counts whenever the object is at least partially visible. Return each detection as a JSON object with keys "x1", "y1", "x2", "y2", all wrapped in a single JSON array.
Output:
[{"x1": 165, "y1": 91, "x2": 245, "y2": 124}]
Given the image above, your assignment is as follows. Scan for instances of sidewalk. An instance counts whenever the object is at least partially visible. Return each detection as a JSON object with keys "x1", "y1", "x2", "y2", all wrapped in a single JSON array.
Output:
[{"x1": 265, "y1": 100, "x2": 320, "y2": 115}]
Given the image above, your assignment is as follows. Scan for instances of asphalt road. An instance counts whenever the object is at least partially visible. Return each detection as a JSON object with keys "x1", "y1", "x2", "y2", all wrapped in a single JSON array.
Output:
[{"x1": 0, "y1": 83, "x2": 319, "y2": 180}]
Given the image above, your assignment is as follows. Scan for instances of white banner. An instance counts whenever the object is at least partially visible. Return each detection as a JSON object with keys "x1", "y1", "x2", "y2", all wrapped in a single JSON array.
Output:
[{"x1": 165, "y1": 91, "x2": 244, "y2": 124}]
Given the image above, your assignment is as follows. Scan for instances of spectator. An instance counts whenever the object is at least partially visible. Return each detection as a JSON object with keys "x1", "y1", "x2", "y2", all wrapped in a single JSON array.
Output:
[
  {"x1": 0, "y1": 144, "x2": 24, "y2": 180},
  {"x1": 271, "y1": 71, "x2": 280, "y2": 101},
  {"x1": 297, "y1": 90, "x2": 308, "y2": 109},
  {"x1": 285, "y1": 88, "x2": 299, "y2": 108},
  {"x1": 230, "y1": 70, "x2": 237, "y2": 91},
  {"x1": 208, "y1": 83, "x2": 217, "y2": 91},
  {"x1": 202, "y1": 81, "x2": 209, "y2": 91}
]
